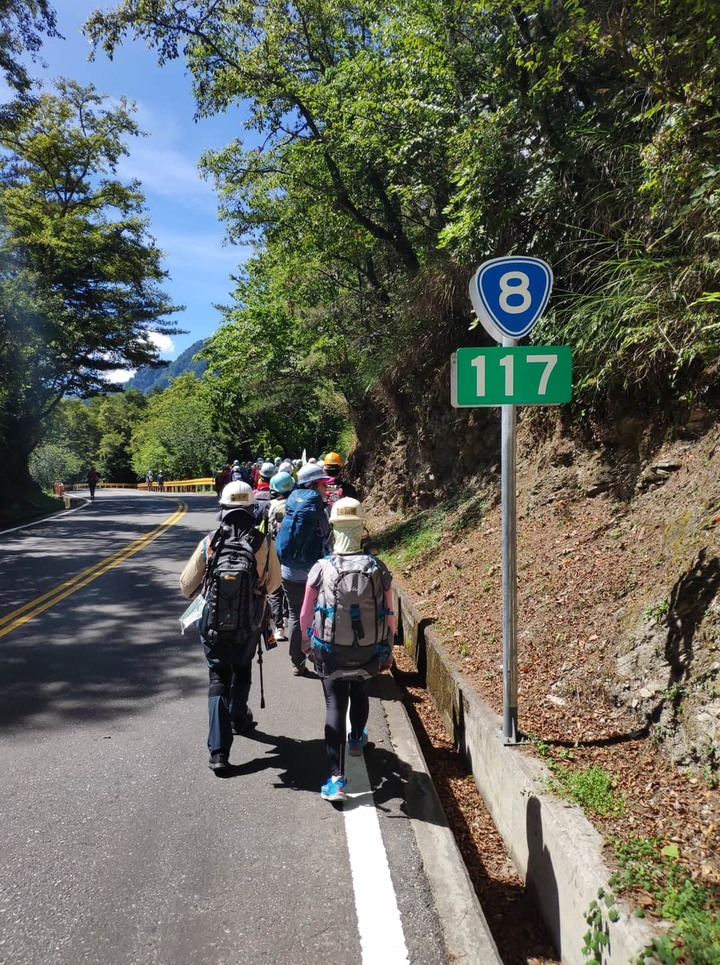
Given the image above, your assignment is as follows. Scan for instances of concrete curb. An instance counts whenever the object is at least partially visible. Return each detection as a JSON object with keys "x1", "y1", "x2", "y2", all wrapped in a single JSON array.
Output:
[
  {"x1": 393, "y1": 584, "x2": 660, "y2": 965},
  {"x1": 378, "y1": 675, "x2": 503, "y2": 965}
]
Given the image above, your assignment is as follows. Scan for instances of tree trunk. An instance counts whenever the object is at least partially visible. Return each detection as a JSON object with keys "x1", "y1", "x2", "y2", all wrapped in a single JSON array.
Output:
[{"x1": 0, "y1": 422, "x2": 43, "y2": 509}]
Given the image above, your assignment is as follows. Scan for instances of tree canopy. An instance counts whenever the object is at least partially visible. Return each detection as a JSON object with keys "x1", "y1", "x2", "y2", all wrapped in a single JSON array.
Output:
[
  {"x1": 0, "y1": 0, "x2": 58, "y2": 93},
  {"x1": 87, "y1": 0, "x2": 720, "y2": 454},
  {"x1": 0, "y1": 79, "x2": 181, "y2": 499}
]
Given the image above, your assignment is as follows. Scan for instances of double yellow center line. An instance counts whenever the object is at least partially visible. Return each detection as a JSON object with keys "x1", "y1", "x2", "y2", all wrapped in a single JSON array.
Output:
[{"x1": 0, "y1": 501, "x2": 188, "y2": 639}]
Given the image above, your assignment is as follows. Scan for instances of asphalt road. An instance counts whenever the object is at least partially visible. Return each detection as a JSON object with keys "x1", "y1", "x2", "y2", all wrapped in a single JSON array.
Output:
[{"x1": 0, "y1": 491, "x2": 448, "y2": 965}]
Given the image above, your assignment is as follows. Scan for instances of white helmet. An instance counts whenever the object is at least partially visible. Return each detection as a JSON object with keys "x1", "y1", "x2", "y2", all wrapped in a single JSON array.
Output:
[
  {"x1": 279, "y1": 460, "x2": 293, "y2": 474},
  {"x1": 297, "y1": 463, "x2": 332, "y2": 486},
  {"x1": 219, "y1": 480, "x2": 255, "y2": 508},
  {"x1": 329, "y1": 497, "x2": 365, "y2": 525}
]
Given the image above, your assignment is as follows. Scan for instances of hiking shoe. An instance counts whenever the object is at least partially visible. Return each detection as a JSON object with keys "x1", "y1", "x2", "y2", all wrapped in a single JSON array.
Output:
[
  {"x1": 321, "y1": 776, "x2": 348, "y2": 802},
  {"x1": 348, "y1": 728, "x2": 369, "y2": 756},
  {"x1": 208, "y1": 752, "x2": 230, "y2": 772},
  {"x1": 231, "y1": 709, "x2": 256, "y2": 735}
]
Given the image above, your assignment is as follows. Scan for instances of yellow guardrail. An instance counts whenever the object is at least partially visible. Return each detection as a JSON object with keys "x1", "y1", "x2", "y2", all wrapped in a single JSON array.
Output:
[
  {"x1": 64, "y1": 478, "x2": 215, "y2": 493},
  {"x1": 139, "y1": 478, "x2": 215, "y2": 493}
]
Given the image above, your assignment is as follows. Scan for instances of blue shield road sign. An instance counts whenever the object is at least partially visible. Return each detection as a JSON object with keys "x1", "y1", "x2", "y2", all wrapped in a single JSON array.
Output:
[{"x1": 469, "y1": 256, "x2": 553, "y2": 343}]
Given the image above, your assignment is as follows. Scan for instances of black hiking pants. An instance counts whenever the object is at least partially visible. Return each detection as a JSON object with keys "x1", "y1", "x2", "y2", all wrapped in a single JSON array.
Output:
[
  {"x1": 320, "y1": 676, "x2": 369, "y2": 778},
  {"x1": 202, "y1": 635, "x2": 255, "y2": 754}
]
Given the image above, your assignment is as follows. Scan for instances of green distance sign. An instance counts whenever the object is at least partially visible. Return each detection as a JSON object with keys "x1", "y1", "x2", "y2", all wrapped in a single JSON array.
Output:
[{"x1": 451, "y1": 346, "x2": 572, "y2": 407}]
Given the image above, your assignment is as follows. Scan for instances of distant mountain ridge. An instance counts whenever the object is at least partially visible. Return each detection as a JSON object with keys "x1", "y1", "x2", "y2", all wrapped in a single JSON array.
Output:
[{"x1": 126, "y1": 339, "x2": 207, "y2": 394}]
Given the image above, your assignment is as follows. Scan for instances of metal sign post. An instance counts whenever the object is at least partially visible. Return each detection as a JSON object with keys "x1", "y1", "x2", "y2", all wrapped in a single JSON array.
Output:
[
  {"x1": 501, "y1": 337, "x2": 519, "y2": 743},
  {"x1": 454, "y1": 256, "x2": 561, "y2": 745}
]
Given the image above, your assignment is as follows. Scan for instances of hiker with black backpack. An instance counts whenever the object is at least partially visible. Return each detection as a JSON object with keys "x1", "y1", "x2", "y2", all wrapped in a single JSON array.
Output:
[
  {"x1": 299, "y1": 497, "x2": 395, "y2": 802},
  {"x1": 274, "y1": 462, "x2": 333, "y2": 676},
  {"x1": 180, "y1": 481, "x2": 281, "y2": 773}
]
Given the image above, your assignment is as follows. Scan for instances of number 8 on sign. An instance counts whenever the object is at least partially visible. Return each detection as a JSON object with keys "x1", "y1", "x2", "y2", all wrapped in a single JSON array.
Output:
[
  {"x1": 499, "y1": 272, "x2": 532, "y2": 314},
  {"x1": 470, "y1": 256, "x2": 553, "y2": 342}
]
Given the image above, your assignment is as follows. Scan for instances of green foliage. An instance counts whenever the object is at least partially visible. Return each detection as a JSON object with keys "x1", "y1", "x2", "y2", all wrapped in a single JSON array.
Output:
[
  {"x1": 609, "y1": 836, "x2": 720, "y2": 964},
  {"x1": 126, "y1": 339, "x2": 207, "y2": 395},
  {"x1": 644, "y1": 599, "x2": 670, "y2": 623},
  {"x1": 199, "y1": 259, "x2": 351, "y2": 457},
  {"x1": 0, "y1": 0, "x2": 58, "y2": 93},
  {"x1": 86, "y1": 0, "x2": 720, "y2": 467},
  {"x1": 0, "y1": 80, "x2": 181, "y2": 498},
  {"x1": 550, "y1": 765, "x2": 626, "y2": 817},
  {"x1": 582, "y1": 888, "x2": 617, "y2": 964},
  {"x1": 128, "y1": 373, "x2": 224, "y2": 479},
  {"x1": 528, "y1": 736, "x2": 625, "y2": 816},
  {"x1": 29, "y1": 443, "x2": 82, "y2": 492},
  {"x1": 41, "y1": 398, "x2": 101, "y2": 468},
  {"x1": 39, "y1": 390, "x2": 150, "y2": 484},
  {"x1": 371, "y1": 508, "x2": 447, "y2": 567},
  {"x1": 334, "y1": 425, "x2": 358, "y2": 462}
]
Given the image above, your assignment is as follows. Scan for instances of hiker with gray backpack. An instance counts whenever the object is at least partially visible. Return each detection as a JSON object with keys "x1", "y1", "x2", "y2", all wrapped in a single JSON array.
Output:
[
  {"x1": 299, "y1": 497, "x2": 395, "y2": 802},
  {"x1": 180, "y1": 481, "x2": 281, "y2": 773}
]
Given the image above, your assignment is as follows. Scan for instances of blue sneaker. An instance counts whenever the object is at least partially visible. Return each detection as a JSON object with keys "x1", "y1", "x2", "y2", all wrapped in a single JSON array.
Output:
[
  {"x1": 348, "y1": 728, "x2": 368, "y2": 756},
  {"x1": 321, "y1": 775, "x2": 348, "y2": 802}
]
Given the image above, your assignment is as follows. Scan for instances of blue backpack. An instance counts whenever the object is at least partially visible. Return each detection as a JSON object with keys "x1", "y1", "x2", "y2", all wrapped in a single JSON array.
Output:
[{"x1": 275, "y1": 488, "x2": 326, "y2": 565}]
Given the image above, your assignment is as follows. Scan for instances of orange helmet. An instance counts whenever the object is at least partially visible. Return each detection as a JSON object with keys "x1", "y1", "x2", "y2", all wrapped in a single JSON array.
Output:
[{"x1": 323, "y1": 452, "x2": 343, "y2": 469}]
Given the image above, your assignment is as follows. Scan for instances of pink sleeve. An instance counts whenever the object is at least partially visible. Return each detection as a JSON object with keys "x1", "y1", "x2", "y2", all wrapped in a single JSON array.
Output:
[
  {"x1": 385, "y1": 588, "x2": 395, "y2": 637},
  {"x1": 299, "y1": 583, "x2": 319, "y2": 648}
]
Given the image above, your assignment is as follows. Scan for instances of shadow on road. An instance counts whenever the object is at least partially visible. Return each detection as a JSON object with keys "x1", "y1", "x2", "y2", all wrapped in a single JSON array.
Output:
[
  {"x1": 213, "y1": 726, "x2": 448, "y2": 833},
  {"x1": 214, "y1": 731, "x2": 328, "y2": 790},
  {"x1": 0, "y1": 547, "x2": 202, "y2": 733}
]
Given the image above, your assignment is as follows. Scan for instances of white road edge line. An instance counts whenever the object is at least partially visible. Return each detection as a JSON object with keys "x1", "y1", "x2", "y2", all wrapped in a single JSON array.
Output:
[
  {"x1": 1, "y1": 500, "x2": 86, "y2": 534},
  {"x1": 343, "y1": 723, "x2": 410, "y2": 965}
]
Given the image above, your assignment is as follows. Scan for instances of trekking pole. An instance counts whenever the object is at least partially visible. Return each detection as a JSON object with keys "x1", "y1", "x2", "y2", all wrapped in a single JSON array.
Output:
[{"x1": 257, "y1": 636, "x2": 266, "y2": 709}]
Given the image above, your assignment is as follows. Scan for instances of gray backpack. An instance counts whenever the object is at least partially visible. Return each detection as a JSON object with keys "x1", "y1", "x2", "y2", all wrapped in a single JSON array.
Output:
[{"x1": 309, "y1": 553, "x2": 392, "y2": 679}]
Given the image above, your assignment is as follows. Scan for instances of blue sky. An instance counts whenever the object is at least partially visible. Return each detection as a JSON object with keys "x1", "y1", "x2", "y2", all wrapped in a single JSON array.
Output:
[{"x1": 20, "y1": 0, "x2": 256, "y2": 369}]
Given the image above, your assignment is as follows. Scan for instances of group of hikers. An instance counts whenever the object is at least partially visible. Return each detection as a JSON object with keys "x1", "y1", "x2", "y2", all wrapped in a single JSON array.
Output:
[
  {"x1": 180, "y1": 451, "x2": 394, "y2": 803},
  {"x1": 144, "y1": 470, "x2": 165, "y2": 491},
  {"x1": 212, "y1": 453, "x2": 347, "y2": 496}
]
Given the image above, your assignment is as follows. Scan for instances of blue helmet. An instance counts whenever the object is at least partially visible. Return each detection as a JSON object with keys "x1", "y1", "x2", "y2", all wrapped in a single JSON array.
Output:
[{"x1": 270, "y1": 471, "x2": 295, "y2": 495}]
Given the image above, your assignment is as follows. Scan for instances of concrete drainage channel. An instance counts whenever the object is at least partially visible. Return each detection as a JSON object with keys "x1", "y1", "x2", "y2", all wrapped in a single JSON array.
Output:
[{"x1": 392, "y1": 583, "x2": 659, "y2": 965}]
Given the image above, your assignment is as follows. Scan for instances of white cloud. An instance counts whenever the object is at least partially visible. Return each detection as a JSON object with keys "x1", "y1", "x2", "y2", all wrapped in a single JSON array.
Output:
[
  {"x1": 103, "y1": 368, "x2": 136, "y2": 385},
  {"x1": 118, "y1": 143, "x2": 213, "y2": 200},
  {"x1": 101, "y1": 332, "x2": 174, "y2": 386},
  {"x1": 148, "y1": 331, "x2": 175, "y2": 355}
]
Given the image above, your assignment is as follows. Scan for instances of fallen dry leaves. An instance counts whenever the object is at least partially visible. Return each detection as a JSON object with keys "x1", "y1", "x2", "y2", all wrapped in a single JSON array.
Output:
[{"x1": 371, "y1": 422, "x2": 720, "y2": 959}]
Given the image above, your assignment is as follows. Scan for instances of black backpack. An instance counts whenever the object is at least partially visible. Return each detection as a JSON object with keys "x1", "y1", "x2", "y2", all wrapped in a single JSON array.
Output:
[{"x1": 201, "y1": 522, "x2": 265, "y2": 660}]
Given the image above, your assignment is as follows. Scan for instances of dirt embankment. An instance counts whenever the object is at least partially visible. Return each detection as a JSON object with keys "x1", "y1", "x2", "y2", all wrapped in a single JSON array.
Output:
[{"x1": 365, "y1": 408, "x2": 720, "y2": 890}]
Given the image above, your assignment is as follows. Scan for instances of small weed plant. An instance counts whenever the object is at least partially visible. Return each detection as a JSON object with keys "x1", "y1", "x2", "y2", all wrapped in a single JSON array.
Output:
[
  {"x1": 551, "y1": 764, "x2": 626, "y2": 817},
  {"x1": 529, "y1": 738, "x2": 625, "y2": 817},
  {"x1": 583, "y1": 887, "x2": 619, "y2": 964},
  {"x1": 609, "y1": 836, "x2": 720, "y2": 964},
  {"x1": 644, "y1": 598, "x2": 670, "y2": 623},
  {"x1": 663, "y1": 682, "x2": 685, "y2": 719}
]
